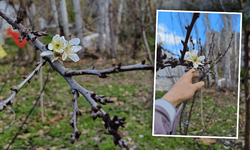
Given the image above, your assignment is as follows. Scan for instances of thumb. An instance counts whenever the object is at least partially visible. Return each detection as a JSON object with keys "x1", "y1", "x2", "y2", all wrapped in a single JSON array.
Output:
[{"x1": 193, "y1": 81, "x2": 205, "y2": 90}]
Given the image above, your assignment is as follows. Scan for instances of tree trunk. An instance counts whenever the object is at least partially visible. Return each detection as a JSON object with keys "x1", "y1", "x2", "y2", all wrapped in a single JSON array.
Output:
[
  {"x1": 50, "y1": 0, "x2": 60, "y2": 33},
  {"x1": 142, "y1": 31, "x2": 153, "y2": 64},
  {"x1": 73, "y1": 0, "x2": 84, "y2": 46},
  {"x1": 232, "y1": 21, "x2": 236, "y2": 91},
  {"x1": 223, "y1": 14, "x2": 232, "y2": 89},
  {"x1": 203, "y1": 13, "x2": 211, "y2": 88},
  {"x1": 214, "y1": 31, "x2": 220, "y2": 90},
  {"x1": 213, "y1": 31, "x2": 219, "y2": 90},
  {"x1": 60, "y1": 0, "x2": 69, "y2": 40},
  {"x1": 0, "y1": 32, "x2": 4, "y2": 45},
  {"x1": 97, "y1": 0, "x2": 104, "y2": 52},
  {"x1": 132, "y1": 25, "x2": 139, "y2": 59},
  {"x1": 140, "y1": 2, "x2": 152, "y2": 64},
  {"x1": 244, "y1": 27, "x2": 250, "y2": 150},
  {"x1": 114, "y1": 0, "x2": 124, "y2": 52},
  {"x1": 104, "y1": 0, "x2": 110, "y2": 53},
  {"x1": 24, "y1": 2, "x2": 37, "y2": 63},
  {"x1": 0, "y1": 0, "x2": 8, "y2": 45},
  {"x1": 108, "y1": 0, "x2": 116, "y2": 58}
]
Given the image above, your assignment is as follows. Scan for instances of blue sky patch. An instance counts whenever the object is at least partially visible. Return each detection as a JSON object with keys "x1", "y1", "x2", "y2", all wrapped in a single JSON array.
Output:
[{"x1": 156, "y1": 11, "x2": 241, "y2": 57}]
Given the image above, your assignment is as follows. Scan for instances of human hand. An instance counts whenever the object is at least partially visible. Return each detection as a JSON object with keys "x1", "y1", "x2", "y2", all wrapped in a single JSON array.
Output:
[{"x1": 162, "y1": 68, "x2": 205, "y2": 107}]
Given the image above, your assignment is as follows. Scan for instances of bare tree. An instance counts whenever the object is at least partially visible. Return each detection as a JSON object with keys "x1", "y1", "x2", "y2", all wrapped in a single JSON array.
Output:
[
  {"x1": 60, "y1": 0, "x2": 69, "y2": 39},
  {"x1": 108, "y1": 0, "x2": 116, "y2": 58},
  {"x1": 114, "y1": 0, "x2": 124, "y2": 51},
  {"x1": 104, "y1": 0, "x2": 110, "y2": 53},
  {"x1": 223, "y1": 14, "x2": 232, "y2": 89},
  {"x1": 203, "y1": 13, "x2": 212, "y2": 87},
  {"x1": 97, "y1": 0, "x2": 104, "y2": 52},
  {"x1": 73, "y1": 0, "x2": 84, "y2": 46},
  {"x1": 50, "y1": 0, "x2": 60, "y2": 33}
]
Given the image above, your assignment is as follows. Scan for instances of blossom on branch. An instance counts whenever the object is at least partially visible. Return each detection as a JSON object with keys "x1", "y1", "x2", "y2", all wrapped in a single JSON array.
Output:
[
  {"x1": 48, "y1": 34, "x2": 67, "y2": 53},
  {"x1": 40, "y1": 34, "x2": 81, "y2": 63},
  {"x1": 184, "y1": 49, "x2": 205, "y2": 68},
  {"x1": 62, "y1": 38, "x2": 82, "y2": 62}
]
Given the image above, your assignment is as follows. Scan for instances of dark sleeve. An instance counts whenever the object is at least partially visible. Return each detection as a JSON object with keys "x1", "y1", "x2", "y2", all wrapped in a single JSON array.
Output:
[{"x1": 154, "y1": 99, "x2": 183, "y2": 135}]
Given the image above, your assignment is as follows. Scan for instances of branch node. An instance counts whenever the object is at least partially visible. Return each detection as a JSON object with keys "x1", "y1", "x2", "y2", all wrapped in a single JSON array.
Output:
[
  {"x1": 91, "y1": 106, "x2": 99, "y2": 112},
  {"x1": 10, "y1": 87, "x2": 19, "y2": 93},
  {"x1": 141, "y1": 60, "x2": 146, "y2": 64}
]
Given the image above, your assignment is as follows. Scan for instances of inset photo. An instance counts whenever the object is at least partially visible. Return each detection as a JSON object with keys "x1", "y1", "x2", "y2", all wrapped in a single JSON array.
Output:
[{"x1": 153, "y1": 10, "x2": 242, "y2": 138}]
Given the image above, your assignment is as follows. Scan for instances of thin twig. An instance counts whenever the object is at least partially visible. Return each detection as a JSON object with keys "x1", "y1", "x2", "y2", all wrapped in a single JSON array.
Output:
[
  {"x1": 65, "y1": 60, "x2": 154, "y2": 77},
  {"x1": 6, "y1": 68, "x2": 50, "y2": 150},
  {"x1": 0, "y1": 106, "x2": 16, "y2": 134},
  {"x1": 0, "y1": 59, "x2": 46, "y2": 111},
  {"x1": 0, "y1": 59, "x2": 21, "y2": 95},
  {"x1": 197, "y1": 95, "x2": 217, "y2": 136},
  {"x1": 180, "y1": 13, "x2": 200, "y2": 64},
  {"x1": 70, "y1": 89, "x2": 81, "y2": 144},
  {"x1": 214, "y1": 33, "x2": 234, "y2": 65}
]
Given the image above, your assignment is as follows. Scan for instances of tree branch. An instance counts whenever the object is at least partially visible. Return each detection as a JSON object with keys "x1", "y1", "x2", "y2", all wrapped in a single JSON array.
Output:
[
  {"x1": 5, "y1": 69, "x2": 50, "y2": 150},
  {"x1": 180, "y1": 13, "x2": 200, "y2": 64},
  {"x1": 65, "y1": 60, "x2": 153, "y2": 77},
  {"x1": 0, "y1": 59, "x2": 46, "y2": 111},
  {"x1": 70, "y1": 89, "x2": 81, "y2": 144}
]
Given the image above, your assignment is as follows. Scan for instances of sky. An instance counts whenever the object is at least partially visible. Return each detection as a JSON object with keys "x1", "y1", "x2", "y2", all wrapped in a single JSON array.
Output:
[{"x1": 156, "y1": 11, "x2": 241, "y2": 57}]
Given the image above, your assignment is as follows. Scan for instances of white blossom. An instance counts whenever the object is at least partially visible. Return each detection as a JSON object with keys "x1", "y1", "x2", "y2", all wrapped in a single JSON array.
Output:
[
  {"x1": 184, "y1": 49, "x2": 205, "y2": 68},
  {"x1": 62, "y1": 38, "x2": 82, "y2": 62},
  {"x1": 40, "y1": 35, "x2": 82, "y2": 63},
  {"x1": 48, "y1": 34, "x2": 67, "y2": 53}
]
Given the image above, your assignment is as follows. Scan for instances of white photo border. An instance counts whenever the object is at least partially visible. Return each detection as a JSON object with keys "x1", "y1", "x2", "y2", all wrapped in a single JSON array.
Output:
[{"x1": 152, "y1": 9, "x2": 242, "y2": 139}]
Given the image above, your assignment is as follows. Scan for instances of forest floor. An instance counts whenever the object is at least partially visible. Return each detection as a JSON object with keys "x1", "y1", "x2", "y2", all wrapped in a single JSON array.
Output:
[
  {"x1": 0, "y1": 37, "x2": 245, "y2": 150},
  {"x1": 156, "y1": 87, "x2": 238, "y2": 137}
]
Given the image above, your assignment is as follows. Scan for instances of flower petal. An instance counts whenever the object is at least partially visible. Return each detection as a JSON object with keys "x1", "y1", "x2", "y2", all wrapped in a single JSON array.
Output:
[
  {"x1": 69, "y1": 38, "x2": 80, "y2": 45},
  {"x1": 193, "y1": 63, "x2": 198, "y2": 68},
  {"x1": 198, "y1": 56, "x2": 205, "y2": 61},
  {"x1": 48, "y1": 43, "x2": 53, "y2": 50},
  {"x1": 51, "y1": 56, "x2": 58, "y2": 62},
  {"x1": 40, "y1": 51, "x2": 53, "y2": 56},
  {"x1": 60, "y1": 36, "x2": 67, "y2": 43},
  {"x1": 184, "y1": 52, "x2": 190, "y2": 59},
  {"x1": 62, "y1": 52, "x2": 67, "y2": 61},
  {"x1": 53, "y1": 34, "x2": 60, "y2": 42},
  {"x1": 55, "y1": 49, "x2": 64, "y2": 53},
  {"x1": 69, "y1": 53, "x2": 79, "y2": 62},
  {"x1": 192, "y1": 49, "x2": 198, "y2": 56},
  {"x1": 71, "y1": 46, "x2": 82, "y2": 53}
]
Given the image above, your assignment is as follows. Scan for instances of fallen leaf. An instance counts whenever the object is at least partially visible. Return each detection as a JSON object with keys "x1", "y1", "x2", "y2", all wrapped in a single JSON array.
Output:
[
  {"x1": 37, "y1": 130, "x2": 44, "y2": 136},
  {"x1": 200, "y1": 138, "x2": 217, "y2": 144},
  {"x1": 110, "y1": 97, "x2": 117, "y2": 102},
  {"x1": 3, "y1": 144, "x2": 11, "y2": 149},
  {"x1": 50, "y1": 115, "x2": 62, "y2": 122},
  {"x1": 36, "y1": 147, "x2": 45, "y2": 150},
  {"x1": 0, "y1": 96, "x2": 4, "y2": 100},
  {"x1": 50, "y1": 146, "x2": 57, "y2": 150},
  {"x1": 17, "y1": 133, "x2": 31, "y2": 139}
]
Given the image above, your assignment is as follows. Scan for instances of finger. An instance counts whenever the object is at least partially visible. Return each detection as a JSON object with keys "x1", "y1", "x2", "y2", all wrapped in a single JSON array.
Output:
[
  {"x1": 186, "y1": 68, "x2": 198, "y2": 78},
  {"x1": 193, "y1": 73, "x2": 200, "y2": 78},
  {"x1": 187, "y1": 68, "x2": 195, "y2": 75},
  {"x1": 193, "y1": 81, "x2": 205, "y2": 90}
]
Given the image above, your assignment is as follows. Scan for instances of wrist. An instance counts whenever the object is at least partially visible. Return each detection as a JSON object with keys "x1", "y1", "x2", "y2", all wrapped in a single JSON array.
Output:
[{"x1": 161, "y1": 91, "x2": 180, "y2": 107}]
